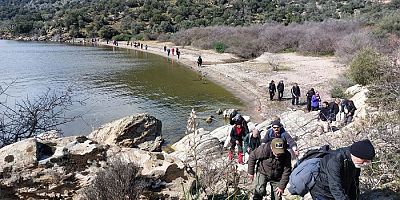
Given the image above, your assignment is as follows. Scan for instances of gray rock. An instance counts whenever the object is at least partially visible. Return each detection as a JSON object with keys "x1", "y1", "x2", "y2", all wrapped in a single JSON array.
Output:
[{"x1": 88, "y1": 113, "x2": 162, "y2": 150}]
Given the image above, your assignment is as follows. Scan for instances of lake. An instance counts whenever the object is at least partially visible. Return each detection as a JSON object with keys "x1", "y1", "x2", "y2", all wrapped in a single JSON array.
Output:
[{"x1": 0, "y1": 40, "x2": 243, "y2": 143}]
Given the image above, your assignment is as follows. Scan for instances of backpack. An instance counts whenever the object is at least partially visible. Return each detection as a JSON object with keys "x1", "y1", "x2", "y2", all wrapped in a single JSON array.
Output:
[{"x1": 287, "y1": 145, "x2": 331, "y2": 197}]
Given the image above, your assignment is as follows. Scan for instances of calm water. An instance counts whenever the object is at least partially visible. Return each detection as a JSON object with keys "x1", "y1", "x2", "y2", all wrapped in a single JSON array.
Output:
[{"x1": 0, "y1": 40, "x2": 243, "y2": 143}]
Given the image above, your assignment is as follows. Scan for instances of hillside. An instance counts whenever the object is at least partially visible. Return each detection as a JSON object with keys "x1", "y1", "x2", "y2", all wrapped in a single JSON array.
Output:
[{"x1": 0, "y1": 0, "x2": 398, "y2": 40}]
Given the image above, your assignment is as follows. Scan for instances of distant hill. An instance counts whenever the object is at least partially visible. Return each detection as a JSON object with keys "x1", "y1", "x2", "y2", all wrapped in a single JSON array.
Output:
[{"x1": 0, "y1": 0, "x2": 398, "y2": 40}]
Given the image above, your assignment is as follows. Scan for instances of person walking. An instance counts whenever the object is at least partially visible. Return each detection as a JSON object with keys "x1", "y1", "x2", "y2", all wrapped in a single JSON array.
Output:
[
  {"x1": 310, "y1": 139, "x2": 375, "y2": 200},
  {"x1": 306, "y1": 88, "x2": 316, "y2": 112},
  {"x1": 228, "y1": 116, "x2": 249, "y2": 164},
  {"x1": 319, "y1": 101, "x2": 331, "y2": 132},
  {"x1": 291, "y1": 83, "x2": 301, "y2": 105},
  {"x1": 248, "y1": 138, "x2": 292, "y2": 200},
  {"x1": 197, "y1": 56, "x2": 203, "y2": 67},
  {"x1": 243, "y1": 127, "x2": 261, "y2": 163},
  {"x1": 277, "y1": 80, "x2": 285, "y2": 101},
  {"x1": 269, "y1": 80, "x2": 277, "y2": 101},
  {"x1": 176, "y1": 50, "x2": 181, "y2": 59},
  {"x1": 262, "y1": 120, "x2": 299, "y2": 157},
  {"x1": 343, "y1": 100, "x2": 357, "y2": 125},
  {"x1": 167, "y1": 48, "x2": 171, "y2": 57},
  {"x1": 329, "y1": 98, "x2": 340, "y2": 122}
]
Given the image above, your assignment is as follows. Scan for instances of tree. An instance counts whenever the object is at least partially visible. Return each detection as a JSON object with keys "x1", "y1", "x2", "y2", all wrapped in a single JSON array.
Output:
[{"x1": 0, "y1": 84, "x2": 81, "y2": 148}]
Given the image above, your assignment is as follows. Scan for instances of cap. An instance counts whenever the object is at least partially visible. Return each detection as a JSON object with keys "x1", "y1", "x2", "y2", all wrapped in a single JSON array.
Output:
[
  {"x1": 271, "y1": 138, "x2": 285, "y2": 154},
  {"x1": 271, "y1": 120, "x2": 282, "y2": 127},
  {"x1": 350, "y1": 139, "x2": 375, "y2": 160}
]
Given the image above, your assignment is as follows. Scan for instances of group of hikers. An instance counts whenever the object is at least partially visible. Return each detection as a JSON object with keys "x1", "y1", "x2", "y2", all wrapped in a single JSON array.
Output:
[
  {"x1": 225, "y1": 109, "x2": 373, "y2": 200},
  {"x1": 268, "y1": 80, "x2": 357, "y2": 128},
  {"x1": 163, "y1": 45, "x2": 181, "y2": 59}
]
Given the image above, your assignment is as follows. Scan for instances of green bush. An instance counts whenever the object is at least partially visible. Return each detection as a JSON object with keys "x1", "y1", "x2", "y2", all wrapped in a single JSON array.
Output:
[
  {"x1": 348, "y1": 48, "x2": 386, "y2": 86},
  {"x1": 112, "y1": 33, "x2": 133, "y2": 41},
  {"x1": 213, "y1": 42, "x2": 226, "y2": 53}
]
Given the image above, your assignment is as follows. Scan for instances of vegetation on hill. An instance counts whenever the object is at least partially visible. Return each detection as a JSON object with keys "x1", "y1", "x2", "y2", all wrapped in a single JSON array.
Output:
[{"x1": 0, "y1": 0, "x2": 398, "y2": 42}]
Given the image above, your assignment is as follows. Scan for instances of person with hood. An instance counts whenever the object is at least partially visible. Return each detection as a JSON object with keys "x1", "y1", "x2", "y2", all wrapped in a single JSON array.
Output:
[
  {"x1": 311, "y1": 92, "x2": 321, "y2": 111},
  {"x1": 277, "y1": 80, "x2": 285, "y2": 101},
  {"x1": 248, "y1": 138, "x2": 292, "y2": 200},
  {"x1": 228, "y1": 114, "x2": 249, "y2": 164},
  {"x1": 310, "y1": 139, "x2": 375, "y2": 200},
  {"x1": 306, "y1": 88, "x2": 316, "y2": 112},
  {"x1": 269, "y1": 80, "x2": 277, "y2": 101}
]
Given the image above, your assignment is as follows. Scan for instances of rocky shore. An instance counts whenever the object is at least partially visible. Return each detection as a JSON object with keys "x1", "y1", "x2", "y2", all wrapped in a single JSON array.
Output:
[{"x1": 3, "y1": 85, "x2": 396, "y2": 200}]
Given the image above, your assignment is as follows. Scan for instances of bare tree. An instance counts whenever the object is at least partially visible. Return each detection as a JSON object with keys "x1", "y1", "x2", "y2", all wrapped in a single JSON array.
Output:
[{"x1": 0, "y1": 84, "x2": 82, "y2": 147}]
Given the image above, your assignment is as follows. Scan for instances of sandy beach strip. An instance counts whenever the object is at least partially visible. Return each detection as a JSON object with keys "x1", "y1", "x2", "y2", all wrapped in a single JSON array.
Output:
[{"x1": 98, "y1": 40, "x2": 346, "y2": 123}]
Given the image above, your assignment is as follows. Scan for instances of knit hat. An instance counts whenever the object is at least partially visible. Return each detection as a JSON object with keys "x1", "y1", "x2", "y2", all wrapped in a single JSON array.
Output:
[
  {"x1": 350, "y1": 139, "x2": 376, "y2": 160},
  {"x1": 271, "y1": 138, "x2": 285, "y2": 154}
]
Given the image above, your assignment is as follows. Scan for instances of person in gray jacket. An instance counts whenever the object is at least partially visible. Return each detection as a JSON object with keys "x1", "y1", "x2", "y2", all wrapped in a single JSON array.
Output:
[{"x1": 248, "y1": 138, "x2": 292, "y2": 200}]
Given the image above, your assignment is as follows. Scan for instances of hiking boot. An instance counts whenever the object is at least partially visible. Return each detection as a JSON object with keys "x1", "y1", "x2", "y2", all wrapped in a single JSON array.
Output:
[
  {"x1": 237, "y1": 152, "x2": 244, "y2": 164},
  {"x1": 228, "y1": 151, "x2": 234, "y2": 160}
]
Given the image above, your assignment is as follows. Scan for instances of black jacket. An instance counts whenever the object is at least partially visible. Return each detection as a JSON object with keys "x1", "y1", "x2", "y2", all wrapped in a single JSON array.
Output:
[
  {"x1": 277, "y1": 82, "x2": 284, "y2": 92},
  {"x1": 291, "y1": 86, "x2": 301, "y2": 96},
  {"x1": 269, "y1": 83, "x2": 276, "y2": 93},
  {"x1": 307, "y1": 90, "x2": 315, "y2": 99},
  {"x1": 319, "y1": 107, "x2": 330, "y2": 121},
  {"x1": 311, "y1": 147, "x2": 360, "y2": 200}
]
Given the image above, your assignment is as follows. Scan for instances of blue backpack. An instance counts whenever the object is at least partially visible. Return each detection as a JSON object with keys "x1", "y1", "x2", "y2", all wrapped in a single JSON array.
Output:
[{"x1": 287, "y1": 145, "x2": 331, "y2": 197}]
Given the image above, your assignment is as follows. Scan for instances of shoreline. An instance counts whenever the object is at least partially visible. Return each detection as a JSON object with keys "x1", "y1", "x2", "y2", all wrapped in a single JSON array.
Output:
[{"x1": 98, "y1": 40, "x2": 346, "y2": 123}]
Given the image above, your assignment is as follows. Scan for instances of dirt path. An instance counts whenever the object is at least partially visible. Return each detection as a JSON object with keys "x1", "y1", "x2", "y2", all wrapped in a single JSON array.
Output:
[{"x1": 99, "y1": 41, "x2": 346, "y2": 123}]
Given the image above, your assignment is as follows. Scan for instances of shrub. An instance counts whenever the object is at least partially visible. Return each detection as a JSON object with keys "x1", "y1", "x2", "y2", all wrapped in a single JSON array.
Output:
[
  {"x1": 330, "y1": 74, "x2": 355, "y2": 98},
  {"x1": 376, "y1": 11, "x2": 400, "y2": 36},
  {"x1": 335, "y1": 31, "x2": 379, "y2": 64},
  {"x1": 82, "y1": 161, "x2": 151, "y2": 200},
  {"x1": 213, "y1": 41, "x2": 226, "y2": 53},
  {"x1": 348, "y1": 48, "x2": 387, "y2": 86},
  {"x1": 112, "y1": 33, "x2": 132, "y2": 41}
]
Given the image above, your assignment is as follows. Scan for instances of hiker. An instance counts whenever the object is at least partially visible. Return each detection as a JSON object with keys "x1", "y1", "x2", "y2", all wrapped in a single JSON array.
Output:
[
  {"x1": 343, "y1": 100, "x2": 357, "y2": 125},
  {"x1": 243, "y1": 127, "x2": 261, "y2": 162},
  {"x1": 311, "y1": 92, "x2": 321, "y2": 111},
  {"x1": 262, "y1": 120, "x2": 299, "y2": 157},
  {"x1": 319, "y1": 101, "x2": 331, "y2": 132},
  {"x1": 248, "y1": 138, "x2": 292, "y2": 200},
  {"x1": 306, "y1": 88, "x2": 316, "y2": 112},
  {"x1": 145, "y1": 44, "x2": 148, "y2": 50},
  {"x1": 310, "y1": 139, "x2": 375, "y2": 200},
  {"x1": 224, "y1": 111, "x2": 250, "y2": 148},
  {"x1": 167, "y1": 48, "x2": 171, "y2": 56},
  {"x1": 269, "y1": 80, "x2": 277, "y2": 101},
  {"x1": 277, "y1": 80, "x2": 284, "y2": 101},
  {"x1": 177, "y1": 50, "x2": 181, "y2": 59},
  {"x1": 329, "y1": 98, "x2": 340, "y2": 122},
  {"x1": 197, "y1": 56, "x2": 202, "y2": 67},
  {"x1": 171, "y1": 48, "x2": 175, "y2": 56},
  {"x1": 228, "y1": 115, "x2": 249, "y2": 164},
  {"x1": 291, "y1": 83, "x2": 301, "y2": 105},
  {"x1": 163, "y1": 45, "x2": 167, "y2": 52}
]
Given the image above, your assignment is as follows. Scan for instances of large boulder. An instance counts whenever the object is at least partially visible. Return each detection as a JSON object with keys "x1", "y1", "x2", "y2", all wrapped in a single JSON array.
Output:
[
  {"x1": 0, "y1": 138, "x2": 38, "y2": 174},
  {"x1": 88, "y1": 113, "x2": 163, "y2": 151}
]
